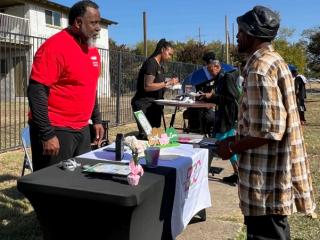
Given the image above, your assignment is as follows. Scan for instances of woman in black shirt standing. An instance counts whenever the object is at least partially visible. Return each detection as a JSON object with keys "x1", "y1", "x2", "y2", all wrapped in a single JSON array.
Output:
[{"x1": 131, "y1": 39, "x2": 179, "y2": 138}]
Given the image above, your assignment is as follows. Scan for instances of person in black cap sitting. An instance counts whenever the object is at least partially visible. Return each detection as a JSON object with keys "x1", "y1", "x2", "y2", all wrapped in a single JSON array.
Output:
[
  {"x1": 184, "y1": 52, "x2": 217, "y2": 135},
  {"x1": 198, "y1": 52, "x2": 240, "y2": 183},
  {"x1": 216, "y1": 5, "x2": 315, "y2": 240}
]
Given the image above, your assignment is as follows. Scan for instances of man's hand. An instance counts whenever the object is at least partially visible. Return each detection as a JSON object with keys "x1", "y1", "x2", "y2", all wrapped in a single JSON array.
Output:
[
  {"x1": 216, "y1": 136, "x2": 236, "y2": 160},
  {"x1": 216, "y1": 136, "x2": 271, "y2": 160},
  {"x1": 171, "y1": 77, "x2": 179, "y2": 85},
  {"x1": 165, "y1": 77, "x2": 179, "y2": 87},
  {"x1": 93, "y1": 123, "x2": 105, "y2": 147},
  {"x1": 216, "y1": 140, "x2": 233, "y2": 160},
  {"x1": 42, "y1": 136, "x2": 60, "y2": 156},
  {"x1": 199, "y1": 92, "x2": 213, "y2": 101}
]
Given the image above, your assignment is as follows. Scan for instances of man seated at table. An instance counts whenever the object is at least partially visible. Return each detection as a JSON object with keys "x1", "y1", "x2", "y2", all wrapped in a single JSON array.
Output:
[
  {"x1": 198, "y1": 52, "x2": 241, "y2": 184},
  {"x1": 184, "y1": 52, "x2": 217, "y2": 135}
]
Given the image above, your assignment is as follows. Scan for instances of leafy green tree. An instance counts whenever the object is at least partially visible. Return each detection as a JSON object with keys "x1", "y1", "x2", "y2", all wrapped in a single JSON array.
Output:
[
  {"x1": 132, "y1": 40, "x2": 158, "y2": 56},
  {"x1": 273, "y1": 39, "x2": 307, "y2": 74},
  {"x1": 108, "y1": 39, "x2": 144, "y2": 94},
  {"x1": 109, "y1": 38, "x2": 131, "y2": 52},
  {"x1": 171, "y1": 41, "x2": 185, "y2": 61},
  {"x1": 277, "y1": 27, "x2": 295, "y2": 41},
  {"x1": 206, "y1": 41, "x2": 224, "y2": 61},
  {"x1": 305, "y1": 27, "x2": 320, "y2": 77},
  {"x1": 175, "y1": 39, "x2": 208, "y2": 65},
  {"x1": 272, "y1": 28, "x2": 307, "y2": 74}
]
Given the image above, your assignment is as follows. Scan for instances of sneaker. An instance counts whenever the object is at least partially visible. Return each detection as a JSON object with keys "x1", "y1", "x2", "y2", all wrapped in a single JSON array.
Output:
[{"x1": 222, "y1": 173, "x2": 238, "y2": 185}]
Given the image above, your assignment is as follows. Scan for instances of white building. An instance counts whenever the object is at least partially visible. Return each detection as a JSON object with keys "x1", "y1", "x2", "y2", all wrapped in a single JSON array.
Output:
[{"x1": 0, "y1": 0, "x2": 117, "y2": 99}]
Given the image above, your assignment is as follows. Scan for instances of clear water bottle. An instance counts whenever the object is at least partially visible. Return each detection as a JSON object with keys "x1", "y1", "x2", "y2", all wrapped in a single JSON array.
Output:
[{"x1": 115, "y1": 133, "x2": 124, "y2": 161}]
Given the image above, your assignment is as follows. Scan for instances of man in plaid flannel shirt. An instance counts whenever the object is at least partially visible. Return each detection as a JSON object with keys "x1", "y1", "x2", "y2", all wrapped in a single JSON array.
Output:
[{"x1": 216, "y1": 5, "x2": 316, "y2": 240}]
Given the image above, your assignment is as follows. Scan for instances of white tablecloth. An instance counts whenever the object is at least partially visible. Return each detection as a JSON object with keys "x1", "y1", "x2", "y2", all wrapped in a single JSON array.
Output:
[{"x1": 78, "y1": 144, "x2": 212, "y2": 238}]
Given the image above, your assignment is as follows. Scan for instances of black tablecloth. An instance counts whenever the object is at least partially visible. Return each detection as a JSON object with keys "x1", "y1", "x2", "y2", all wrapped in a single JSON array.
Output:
[{"x1": 17, "y1": 158, "x2": 176, "y2": 240}]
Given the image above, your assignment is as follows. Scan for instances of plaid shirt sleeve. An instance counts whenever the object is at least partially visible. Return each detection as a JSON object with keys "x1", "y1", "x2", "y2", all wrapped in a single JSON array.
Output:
[{"x1": 246, "y1": 72, "x2": 287, "y2": 141}]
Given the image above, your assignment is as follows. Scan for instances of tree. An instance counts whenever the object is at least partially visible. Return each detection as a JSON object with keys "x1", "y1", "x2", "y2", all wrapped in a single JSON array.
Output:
[
  {"x1": 132, "y1": 40, "x2": 158, "y2": 56},
  {"x1": 273, "y1": 39, "x2": 307, "y2": 74},
  {"x1": 272, "y1": 28, "x2": 308, "y2": 74},
  {"x1": 108, "y1": 39, "x2": 143, "y2": 94},
  {"x1": 206, "y1": 41, "x2": 224, "y2": 61},
  {"x1": 109, "y1": 38, "x2": 131, "y2": 52},
  {"x1": 277, "y1": 27, "x2": 295, "y2": 41},
  {"x1": 306, "y1": 27, "x2": 320, "y2": 76},
  {"x1": 175, "y1": 40, "x2": 208, "y2": 64}
]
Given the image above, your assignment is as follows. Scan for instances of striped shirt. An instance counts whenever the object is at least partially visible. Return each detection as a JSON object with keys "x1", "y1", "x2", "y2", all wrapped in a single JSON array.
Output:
[{"x1": 238, "y1": 44, "x2": 316, "y2": 216}]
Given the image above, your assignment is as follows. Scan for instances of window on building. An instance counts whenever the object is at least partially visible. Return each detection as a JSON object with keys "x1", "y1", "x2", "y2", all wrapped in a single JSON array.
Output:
[
  {"x1": 45, "y1": 10, "x2": 61, "y2": 27},
  {"x1": 1, "y1": 59, "x2": 8, "y2": 76}
]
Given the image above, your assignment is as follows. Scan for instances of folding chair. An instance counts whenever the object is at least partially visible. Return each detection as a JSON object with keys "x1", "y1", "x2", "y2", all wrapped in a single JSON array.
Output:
[{"x1": 21, "y1": 126, "x2": 33, "y2": 176}]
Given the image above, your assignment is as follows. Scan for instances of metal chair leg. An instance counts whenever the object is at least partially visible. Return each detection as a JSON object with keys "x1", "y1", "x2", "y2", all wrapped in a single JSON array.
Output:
[{"x1": 21, "y1": 154, "x2": 27, "y2": 176}]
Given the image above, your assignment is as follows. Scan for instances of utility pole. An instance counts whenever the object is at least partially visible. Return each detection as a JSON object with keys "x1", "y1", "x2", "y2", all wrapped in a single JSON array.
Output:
[
  {"x1": 225, "y1": 15, "x2": 230, "y2": 64},
  {"x1": 198, "y1": 27, "x2": 201, "y2": 43},
  {"x1": 143, "y1": 11, "x2": 147, "y2": 57},
  {"x1": 232, "y1": 23, "x2": 234, "y2": 50},
  {"x1": 232, "y1": 22, "x2": 235, "y2": 65}
]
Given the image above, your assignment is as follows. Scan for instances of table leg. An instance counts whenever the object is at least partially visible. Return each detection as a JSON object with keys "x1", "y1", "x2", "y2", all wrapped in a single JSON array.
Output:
[
  {"x1": 169, "y1": 106, "x2": 178, "y2": 128},
  {"x1": 162, "y1": 110, "x2": 167, "y2": 131}
]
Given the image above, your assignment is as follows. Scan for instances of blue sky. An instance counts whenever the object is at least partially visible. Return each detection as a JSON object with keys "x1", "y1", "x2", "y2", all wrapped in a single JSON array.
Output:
[{"x1": 54, "y1": 0, "x2": 320, "y2": 47}]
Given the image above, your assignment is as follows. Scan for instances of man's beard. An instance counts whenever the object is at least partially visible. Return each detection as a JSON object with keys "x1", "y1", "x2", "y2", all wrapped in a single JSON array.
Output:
[
  {"x1": 237, "y1": 42, "x2": 245, "y2": 53},
  {"x1": 87, "y1": 37, "x2": 97, "y2": 48}
]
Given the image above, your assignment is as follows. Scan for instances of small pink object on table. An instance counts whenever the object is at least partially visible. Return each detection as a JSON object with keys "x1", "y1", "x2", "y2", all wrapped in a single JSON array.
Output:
[
  {"x1": 159, "y1": 133, "x2": 169, "y2": 145},
  {"x1": 127, "y1": 160, "x2": 144, "y2": 186}
]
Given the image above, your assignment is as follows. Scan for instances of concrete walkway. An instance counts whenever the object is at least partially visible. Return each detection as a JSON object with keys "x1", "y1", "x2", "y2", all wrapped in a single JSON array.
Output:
[{"x1": 177, "y1": 158, "x2": 244, "y2": 240}]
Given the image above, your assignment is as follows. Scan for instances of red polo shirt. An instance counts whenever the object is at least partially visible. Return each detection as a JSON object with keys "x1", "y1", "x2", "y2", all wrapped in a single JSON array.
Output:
[{"x1": 30, "y1": 29, "x2": 101, "y2": 129}]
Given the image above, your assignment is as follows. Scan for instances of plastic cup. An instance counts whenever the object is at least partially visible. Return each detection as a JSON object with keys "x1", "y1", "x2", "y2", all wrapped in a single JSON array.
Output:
[
  {"x1": 184, "y1": 85, "x2": 193, "y2": 94},
  {"x1": 144, "y1": 147, "x2": 160, "y2": 168}
]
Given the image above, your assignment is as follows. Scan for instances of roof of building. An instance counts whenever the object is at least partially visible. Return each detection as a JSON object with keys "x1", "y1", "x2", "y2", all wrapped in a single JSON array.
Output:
[{"x1": 0, "y1": 0, "x2": 117, "y2": 26}]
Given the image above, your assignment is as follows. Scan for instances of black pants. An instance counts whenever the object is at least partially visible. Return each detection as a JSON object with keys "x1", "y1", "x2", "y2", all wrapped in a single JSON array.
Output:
[
  {"x1": 299, "y1": 111, "x2": 306, "y2": 122},
  {"x1": 184, "y1": 108, "x2": 215, "y2": 135},
  {"x1": 131, "y1": 98, "x2": 163, "y2": 136},
  {"x1": 29, "y1": 122, "x2": 91, "y2": 171},
  {"x1": 245, "y1": 215, "x2": 291, "y2": 240}
]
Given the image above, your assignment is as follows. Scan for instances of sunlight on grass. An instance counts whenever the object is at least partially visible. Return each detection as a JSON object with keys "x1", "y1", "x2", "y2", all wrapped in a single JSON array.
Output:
[{"x1": 235, "y1": 226, "x2": 247, "y2": 240}]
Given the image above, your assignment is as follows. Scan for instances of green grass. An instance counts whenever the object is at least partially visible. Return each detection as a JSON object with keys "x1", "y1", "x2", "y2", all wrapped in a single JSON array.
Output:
[
  {"x1": 1, "y1": 95, "x2": 320, "y2": 240},
  {"x1": 235, "y1": 226, "x2": 247, "y2": 240},
  {"x1": 0, "y1": 151, "x2": 42, "y2": 240}
]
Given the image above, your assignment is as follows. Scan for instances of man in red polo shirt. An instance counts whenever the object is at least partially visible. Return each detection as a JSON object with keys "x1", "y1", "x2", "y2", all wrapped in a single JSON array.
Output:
[{"x1": 28, "y1": 0, "x2": 104, "y2": 170}]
